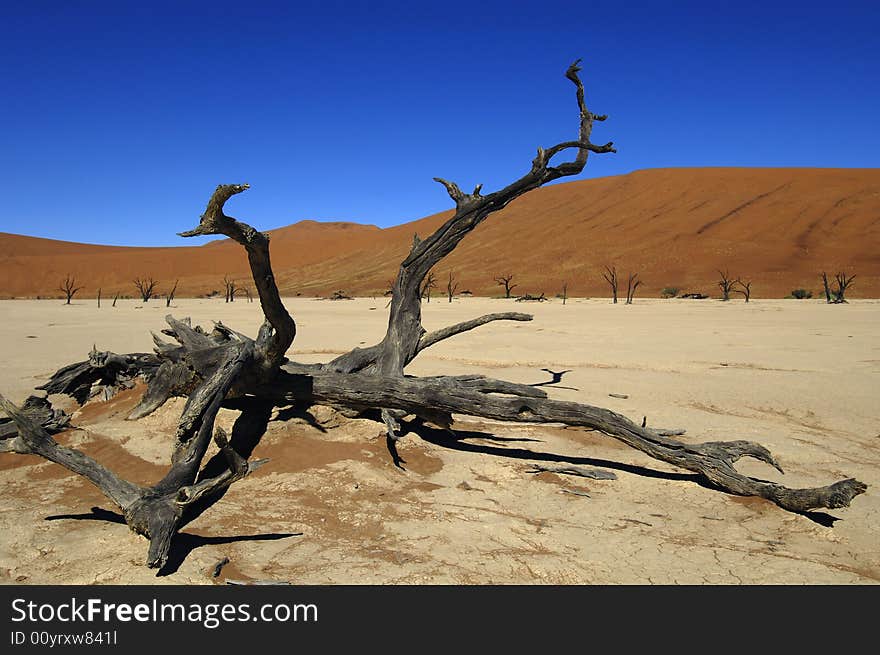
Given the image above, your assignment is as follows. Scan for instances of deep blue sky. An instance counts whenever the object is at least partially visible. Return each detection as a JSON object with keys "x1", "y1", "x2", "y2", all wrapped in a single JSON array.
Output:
[{"x1": 2, "y1": 0, "x2": 878, "y2": 246}]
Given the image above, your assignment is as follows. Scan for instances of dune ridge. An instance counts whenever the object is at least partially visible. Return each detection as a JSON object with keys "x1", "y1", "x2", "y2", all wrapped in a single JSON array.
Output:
[{"x1": 2, "y1": 167, "x2": 878, "y2": 299}]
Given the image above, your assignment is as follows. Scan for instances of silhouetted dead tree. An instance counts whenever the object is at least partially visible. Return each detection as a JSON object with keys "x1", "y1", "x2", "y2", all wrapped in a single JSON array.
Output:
[
  {"x1": 446, "y1": 271, "x2": 459, "y2": 303},
  {"x1": 833, "y1": 272, "x2": 855, "y2": 302},
  {"x1": 822, "y1": 271, "x2": 855, "y2": 303},
  {"x1": 421, "y1": 271, "x2": 437, "y2": 303},
  {"x1": 494, "y1": 274, "x2": 517, "y2": 299},
  {"x1": 59, "y1": 274, "x2": 83, "y2": 305},
  {"x1": 0, "y1": 60, "x2": 865, "y2": 573},
  {"x1": 717, "y1": 270, "x2": 735, "y2": 301},
  {"x1": 133, "y1": 277, "x2": 158, "y2": 303},
  {"x1": 223, "y1": 275, "x2": 238, "y2": 302},
  {"x1": 602, "y1": 265, "x2": 618, "y2": 303},
  {"x1": 734, "y1": 278, "x2": 752, "y2": 302},
  {"x1": 516, "y1": 292, "x2": 547, "y2": 302},
  {"x1": 112, "y1": 292, "x2": 119, "y2": 307},
  {"x1": 165, "y1": 280, "x2": 179, "y2": 308},
  {"x1": 625, "y1": 272, "x2": 641, "y2": 304},
  {"x1": 561, "y1": 281, "x2": 568, "y2": 305},
  {"x1": 97, "y1": 288, "x2": 101, "y2": 308}
]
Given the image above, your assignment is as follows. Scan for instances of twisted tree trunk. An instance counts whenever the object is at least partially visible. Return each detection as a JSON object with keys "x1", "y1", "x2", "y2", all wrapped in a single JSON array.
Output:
[{"x1": 0, "y1": 61, "x2": 866, "y2": 572}]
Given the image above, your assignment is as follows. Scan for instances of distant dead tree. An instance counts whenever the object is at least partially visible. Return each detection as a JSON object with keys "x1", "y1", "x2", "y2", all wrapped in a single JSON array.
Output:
[
  {"x1": 494, "y1": 274, "x2": 517, "y2": 299},
  {"x1": 734, "y1": 278, "x2": 752, "y2": 302},
  {"x1": 112, "y1": 292, "x2": 119, "y2": 307},
  {"x1": 242, "y1": 287, "x2": 253, "y2": 303},
  {"x1": 515, "y1": 292, "x2": 547, "y2": 302},
  {"x1": 0, "y1": 59, "x2": 864, "y2": 575},
  {"x1": 165, "y1": 280, "x2": 179, "y2": 308},
  {"x1": 383, "y1": 279, "x2": 395, "y2": 297},
  {"x1": 561, "y1": 281, "x2": 568, "y2": 305},
  {"x1": 833, "y1": 272, "x2": 855, "y2": 303},
  {"x1": 821, "y1": 272, "x2": 832, "y2": 302},
  {"x1": 822, "y1": 271, "x2": 855, "y2": 303},
  {"x1": 59, "y1": 274, "x2": 83, "y2": 305},
  {"x1": 446, "y1": 271, "x2": 459, "y2": 303},
  {"x1": 717, "y1": 270, "x2": 735, "y2": 301},
  {"x1": 133, "y1": 277, "x2": 158, "y2": 303},
  {"x1": 97, "y1": 288, "x2": 101, "y2": 308},
  {"x1": 421, "y1": 271, "x2": 437, "y2": 303},
  {"x1": 625, "y1": 272, "x2": 641, "y2": 304},
  {"x1": 223, "y1": 276, "x2": 238, "y2": 302},
  {"x1": 602, "y1": 265, "x2": 619, "y2": 303}
]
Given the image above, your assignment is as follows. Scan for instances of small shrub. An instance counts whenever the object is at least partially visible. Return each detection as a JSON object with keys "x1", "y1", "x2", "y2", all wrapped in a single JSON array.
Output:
[
  {"x1": 789, "y1": 289, "x2": 812, "y2": 299},
  {"x1": 660, "y1": 287, "x2": 680, "y2": 298}
]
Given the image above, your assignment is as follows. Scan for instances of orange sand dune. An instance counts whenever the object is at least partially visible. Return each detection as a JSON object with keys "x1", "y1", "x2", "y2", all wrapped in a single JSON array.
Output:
[{"x1": 2, "y1": 167, "x2": 878, "y2": 299}]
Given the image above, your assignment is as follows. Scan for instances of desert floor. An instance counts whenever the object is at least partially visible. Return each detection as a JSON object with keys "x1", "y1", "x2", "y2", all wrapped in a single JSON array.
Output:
[{"x1": 0, "y1": 296, "x2": 877, "y2": 584}]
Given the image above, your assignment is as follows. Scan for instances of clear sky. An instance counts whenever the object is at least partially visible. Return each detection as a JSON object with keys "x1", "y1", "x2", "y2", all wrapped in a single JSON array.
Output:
[{"x1": 2, "y1": 0, "x2": 878, "y2": 246}]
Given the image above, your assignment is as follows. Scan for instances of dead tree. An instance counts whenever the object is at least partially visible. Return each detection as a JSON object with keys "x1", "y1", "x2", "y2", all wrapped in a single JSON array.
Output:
[
  {"x1": 832, "y1": 272, "x2": 855, "y2": 303},
  {"x1": 165, "y1": 280, "x2": 179, "y2": 308},
  {"x1": 112, "y1": 292, "x2": 119, "y2": 307},
  {"x1": 494, "y1": 274, "x2": 517, "y2": 299},
  {"x1": 59, "y1": 274, "x2": 83, "y2": 304},
  {"x1": 97, "y1": 288, "x2": 101, "y2": 308},
  {"x1": 734, "y1": 278, "x2": 752, "y2": 302},
  {"x1": 561, "y1": 281, "x2": 568, "y2": 305},
  {"x1": 602, "y1": 265, "x2": 618, "y2": 303},
  {"x1": 223, "y1": 275, "x2": 237, "y2": 302},
  {"x1": 516, "y1": 292, "x2": 547, "y2": 302},
  {"x1": 821, "y1": 271, "x2": 855, "y2": 304},
  {"x1": 821, "y1": 272, "x2": 832, "y2": 302},
  {"x1": 0, "y1": 61, "x2": 865, "y2": 573},
  {"x1": 133, "y1": 277, "x2": 159, "y2": 303},
  {"x1": 446, "y1": 271, "x2": 459, "y2": 303},
  {"x1": 421, "y1": 271, "x2": 437, "y2": 303},
  {"x1": 625, "y1": 272, "x2": 641, "y2": 304},
  {"x1": 717, "y1": 270, "x2": 735, "y2": 301}
]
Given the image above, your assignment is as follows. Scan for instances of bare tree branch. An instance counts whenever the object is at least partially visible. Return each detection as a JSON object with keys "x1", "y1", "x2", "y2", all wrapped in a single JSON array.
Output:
[
  {"x1": 179, "y1": 184, "x2": 295, "y2": 369},
  {"x1": 59, "y1": 274, "x2": 84, "y2": 304}
]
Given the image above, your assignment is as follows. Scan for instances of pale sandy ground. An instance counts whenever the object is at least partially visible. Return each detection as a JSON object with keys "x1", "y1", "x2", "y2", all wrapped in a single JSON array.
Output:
[{"x1": 0, "y1": 296, "x2": 877, "y2": 584}]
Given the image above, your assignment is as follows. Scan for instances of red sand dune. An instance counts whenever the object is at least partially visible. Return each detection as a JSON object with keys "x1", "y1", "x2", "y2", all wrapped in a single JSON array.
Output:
[{"x1": 2, "y1": 167, "x2": 878, "y2": 299}]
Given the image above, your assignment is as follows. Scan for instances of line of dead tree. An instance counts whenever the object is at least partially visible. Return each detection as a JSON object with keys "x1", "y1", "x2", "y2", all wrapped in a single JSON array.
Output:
[
  {"x1": 0, "y1": 60, "x2": 865, "y2": 573},
  {"x1": 602, "y1": 265, "x2": 642, "y2": 304}
]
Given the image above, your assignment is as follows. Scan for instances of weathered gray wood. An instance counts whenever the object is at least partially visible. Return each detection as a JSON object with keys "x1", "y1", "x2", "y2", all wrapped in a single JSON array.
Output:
[
  {"x1": 528, "y1": 463, "x2": 618, "y2": 480},
  {"x1": 561, "y1": 488, "x2": 592, "y2": 498},
  {"x1": 179, "y1": 184, "x2": 296, "y2": 371},
  {"x1": 0, "y1": 61, "x2": 866, "y2": 576},
  {"x1": 653, "y1": 428, "x2": 687, "y2": 437},
  {"x1": 37, "y1": 350, "x2": 160, "y2": 405},
  {"x1": 0, "y1": 393, "x2": 143, "y2": 508},
  {"x1": 325, "y1": 312, "x2": 534, "y2": 374},
  {"x1": 0, "y1": 395, "x2": 70, "y2": 445},
  {"x1": 375, "y1": 59, "x2": 613, "y2": 379},
  {"x1": 417, "y1": 313, "x2": 533, "y2": 352},
  {"x1": 269, "y1": 366, "x2": 866, "y2": 513}
]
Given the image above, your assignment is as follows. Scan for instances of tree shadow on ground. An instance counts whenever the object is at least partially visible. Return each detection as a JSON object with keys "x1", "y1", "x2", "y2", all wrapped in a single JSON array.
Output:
[
  {"x1": 405, "y1": 419, "x2": 845, "y2": 527},
  {"x1": 406, "y1": 419, "x2": 701, "y2": 483},
  {"x1": 46, "y1": 506, "x2": 301, "y2": 576}
]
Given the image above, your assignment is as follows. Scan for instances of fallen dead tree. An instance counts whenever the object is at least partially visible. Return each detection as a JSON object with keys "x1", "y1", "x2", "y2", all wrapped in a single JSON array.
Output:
[{"x1": 0, "y1": 61, "x2": 866, "y2": 572}]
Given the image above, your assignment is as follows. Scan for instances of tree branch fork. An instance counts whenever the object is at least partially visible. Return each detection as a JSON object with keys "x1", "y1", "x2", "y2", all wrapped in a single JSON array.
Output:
[{"x1": 0, "y1": 60, "x2": 866, "y2": 571}]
